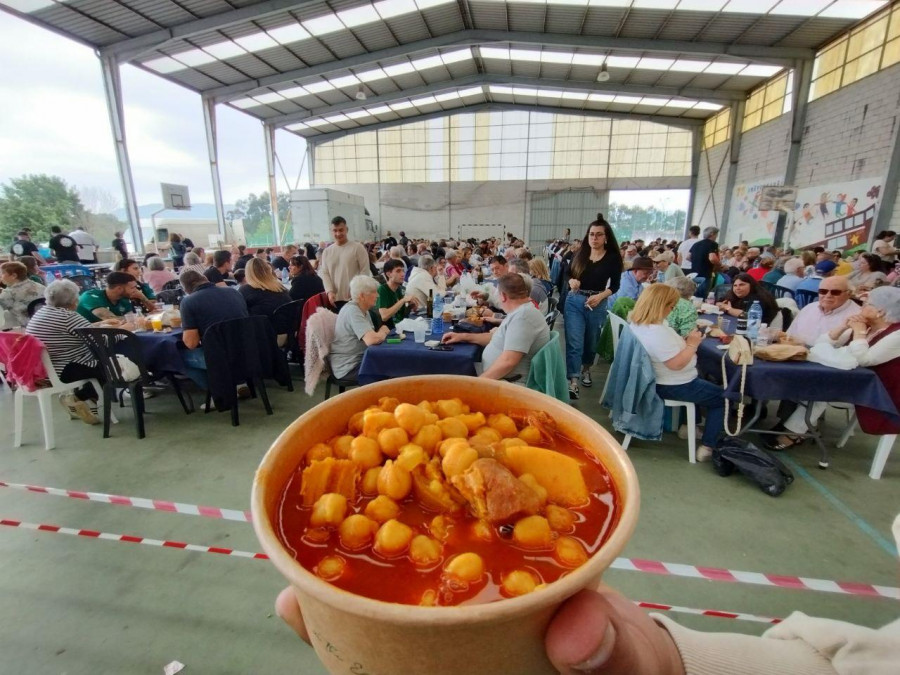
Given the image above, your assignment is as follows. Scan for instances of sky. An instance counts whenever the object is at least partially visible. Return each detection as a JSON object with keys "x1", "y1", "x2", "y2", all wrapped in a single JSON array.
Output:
[{"x1": 0, "y1": 13, "x2": 310, "y2": 211}]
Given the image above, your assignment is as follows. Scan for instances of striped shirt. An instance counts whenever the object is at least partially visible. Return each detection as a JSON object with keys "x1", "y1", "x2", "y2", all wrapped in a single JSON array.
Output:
[{"x1": 25, "y1": 305, "x2": 97, "y2": 375}]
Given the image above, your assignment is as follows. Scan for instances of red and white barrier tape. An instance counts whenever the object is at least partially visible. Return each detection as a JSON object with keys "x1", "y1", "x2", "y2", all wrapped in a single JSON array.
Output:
[
  {"x1": 0, "y1": 480, "x2": 251, "y2": 523},
  {"x1": 0, "y1": 516, "x2": 780, "y2": 624},
  {"x1": 3, "y1": 479, "x2": 897, "y2": 601}
]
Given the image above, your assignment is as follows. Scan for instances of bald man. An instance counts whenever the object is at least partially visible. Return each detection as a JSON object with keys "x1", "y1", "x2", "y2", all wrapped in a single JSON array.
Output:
[{"x1": 786, "y1": 275, "x2": 861, "y2": 347}]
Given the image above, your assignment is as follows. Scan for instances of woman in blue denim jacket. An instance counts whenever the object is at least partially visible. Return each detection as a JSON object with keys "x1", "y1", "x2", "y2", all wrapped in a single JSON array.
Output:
[{"x1": 563, "y1": 216, "x2": 623, "y2": 400}]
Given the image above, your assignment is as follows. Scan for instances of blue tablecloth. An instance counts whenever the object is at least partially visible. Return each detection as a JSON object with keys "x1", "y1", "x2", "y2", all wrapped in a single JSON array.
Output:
[
  {"x1": 136, "y1": 328, "x2": 189, "y2": 376},
  {"x1": 40, "y1": 263, "x2": 92, "y2": 278},
  {"x1": 358, "y1": 335, "x2": 480, "y2": 385}
]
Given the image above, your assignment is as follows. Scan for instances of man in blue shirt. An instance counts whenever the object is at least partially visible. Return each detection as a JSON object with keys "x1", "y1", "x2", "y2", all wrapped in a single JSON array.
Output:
[
  {"x1": 178, "y1": 269, "x2": 248, "y2": 389},
  {"x1": 608, "y1": 256, "x2": 653, "y2": 305},
  {"x1": 796, "y1": 259, "x2": 836, "y2": 295}
]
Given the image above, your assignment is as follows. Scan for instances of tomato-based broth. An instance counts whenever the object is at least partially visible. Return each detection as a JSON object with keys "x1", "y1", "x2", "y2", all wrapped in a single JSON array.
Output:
[{"x1": 276, "y1": 398, "x2": 620, "y2": 607}]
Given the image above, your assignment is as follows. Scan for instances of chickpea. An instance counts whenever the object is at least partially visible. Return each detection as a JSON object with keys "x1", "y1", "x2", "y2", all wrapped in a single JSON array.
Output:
[
  {"x1": 350, "y1": 435, "x2": 383, "y2": 470},
  {"x1": 379, "y1": 396, "x2": 401, "y2": 412},
  {"x1": 518, "y1": 426, "x2": 543, "y2": 445},
  {"x1": 471, "y1": 426, "x2": 501, "y2": 445},
  {"x1": 441, "y1": 444, "x2": 478, "y2": 479},
  {"x1": 435, "y1": 398, "x2": 465, "y2": 419},
  {"x1": 377, "y1": 426, "x2": 409, "y2": 458},
  {"x1": 513, "y1": 515, "x2": 553, "y2": 549},
  {"x1": 361, "y1": 466, "x2": 381, "y2": 496},
  {"x1": 330, "y1": 435, "x2": 354, "y2": 459},
  {"x1": 487, "y1": 413, "x2": 519, "y2": 438},
  {"x1": 437, "y1": 416, "x2": 468, "y2": 439},
  {"x1": 310, "y1": 493, "x2": 348, "y2": 528},
  {"x1": 555, "y1": 536, "x2": 588, "y2": 568},
  {"x1": 471, "y1": 519, "x2": 494, "y2": 542},
  {"x1": 456, "y1": 412, "x2": 486, "y2": 433},
  {"x1": 339, "y1": 514, "x2": 379, "y2": 549},
  {"x1": 420, "y1": 589, "x2": 438, "y2": 606},
  {"x1": 394, "y1": 403, "x2": 429, "y2": 435},
  {"x1": 502, "y1": 570, "x2": 538, "y2": 597},
  {"x1": 315, "y1": 555, "x2": 346, "y2": 581},
  {"x1": 396, "y1": 444, "x2": 427, "y2": 472},
  {"x1": 437, "y1": 437, "x2": 470, "y2": 458},
  {"x1": 412, "y1": 424, "x2": 442, "y2": 455},
  {"x1": 443, "y1": 552, "x2": 484, "y2": 583},
  {"x1": 430, "y1": 514, "x2": 452, "y2": 541},
  {"x1": 409, "y1": 535, "x2": 443, "y2": 566},
  {"x1": 363, "y1": 410, "x2": 397, "y2": 438},
  {"x1": 497, "y1": 437, "x2": 527, "y2": 451},
  {"x1": 545, "y1": 505, "x2": 577, "y2": 533},
  {"x1": 377, "y1": 460, "x2": 413, "y2": 501},
  {"x1": 374, "y1": 519, "x2": 414, "y2": 557},
  {"x1": 303, "y1": 527, "x2": 331, "y2": 544},
  {"x1": 417, "y1": 400, "x2": 435, "y2": 414},
  {"x1": 305, "y1": 442, "x2": 332, "y2": 464},
  {"x1": 518, "y1": 473, "x2": 548, "y2": 505},
  {"x1": 365, "y1": 495, "x2": 400, "y2": 523},
  {"x1": 348, "y1": 411, "x2": 365, "y2": 435}
]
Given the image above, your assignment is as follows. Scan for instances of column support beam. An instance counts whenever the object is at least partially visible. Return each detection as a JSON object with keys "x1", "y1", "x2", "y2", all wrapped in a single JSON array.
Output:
[
  {"x1": 264, "y1": 123, "x2": 281, "y2": 245},
  {"x1": 685, "y1": 125, "x2": 702, "y2": 233},
  {"x1": 202, "y1": 96, "x2": 227, "y2": 239},
  {"x1": 776, "y1": 59, "x2": 814, "y2": 247},
  {"x1": 719, "y1": 99, "x2": 746, "y2": 244}
]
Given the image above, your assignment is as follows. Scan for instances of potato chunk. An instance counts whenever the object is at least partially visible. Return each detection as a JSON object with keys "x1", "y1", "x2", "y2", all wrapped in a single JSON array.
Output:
[
  {"x1": 409, "y1": 535, "x2": 443, "y2": 566},
  {"x1": 501, "y1": 446, "x2": 589, "y2": 507},
  {"x1": 502, "y1": 570, "x2": 538, "y2": 597},
  {"x1": 339, "y1": 514, "x2": 379, "y2": 549},
  {"x1": 374, "y1": 519, "x2": 414, "y2": 557},
  {"x1": 310, "y1": 493, "x2": 348, "y2": 528},
  {"x1": 365, "y1": 495, "x2": 400, "y2": 523},
  {"x1": 513, "y1": 515, "x2": 553, "y2": 549},
  {"x1": 443, "y1": 552, "x2": 483, "y2": 583}
]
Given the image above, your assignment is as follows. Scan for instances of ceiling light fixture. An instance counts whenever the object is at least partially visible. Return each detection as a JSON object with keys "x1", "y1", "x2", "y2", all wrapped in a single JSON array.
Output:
[
  {"x1": 597, "y1": 62, "x2": 610, "y2": 82},
  {"x1": 355, "y1": 85, "x2": 367, "y2": 101}
]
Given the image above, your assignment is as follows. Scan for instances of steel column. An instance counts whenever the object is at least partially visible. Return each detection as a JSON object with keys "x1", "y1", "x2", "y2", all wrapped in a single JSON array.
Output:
[
  {"x1": 201, "y1": 96, "x2": 227, "y2": 239},
  {"x1": 776, "y1": 59, "x2": 814, "y2": 247},
  {"x1": 718, "y1": 99, "x2": 746, "y2": 244},
  {"x1": 872, "y1": 101, "x2": 900, "y2": 239},
  {"x1": 99, "y1": 54, "x2": 143, "y2": 254},
  {"x1": 264, "y1": 123, "x2": 281, "y2": 245},
  {"x1": 685, "y1": 125, "x2": 702, "y2": 233}
]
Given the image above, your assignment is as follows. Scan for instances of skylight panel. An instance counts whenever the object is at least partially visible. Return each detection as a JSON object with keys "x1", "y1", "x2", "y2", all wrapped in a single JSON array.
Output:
[
  {"x1": 633, "y1": 0, "x2": 679, "y2": 8},
  {"x1": 411, "y1": 95, "x2": 439, "y2": 106},
  {"x1": 173, "y1": 49, "x2": 217, "y2": 67},
  {"x1": 479, "y1": 47, "x2": 510, "y2": 60},
  {"x1": 676, "y1": 0, "x2": 726, "y2": 9},
  {"x1": 549, "y1": 0, "x2": 590, "y2": 5},
  {"x1": 694, "y1": 102, "x2": 724, "y2": 110},
  {"x1": 441, "y1": 49, "x2": 472, "y2": 64},
  {"x1": 3, "y1": 0, "x2": 54, "y2": 12},
  {"x1": 302, "y1": 14, "x2": 346, "y2": 36},
  {"x1": 303, "y1": 80, "x2": 334, "y2": 94},
  {"x1": 305, "y1": 118, "x2": 331, "y2": 127},
  {"x1": 663, "y1": 99, "x2": 694, "y2": 108},
  {"x1": 266, "y1": 23, "x2": 311, "y2": 45},
  {"x1": 285, "y1": 123, "x2": 307, "y2": 131},
  {"x1": 435, "y1": 91, "x2": 461, "y2": 102},
  {"x1": 357, "y1": 68, "x2": 389, "y2": 82},
  {"x1": 374, "y1": 0, "x2": 418, "y2": 19},
  {"x1": 203, "y1": 41, "x2": 245, "y2": 59},
  {"x1": 416, "y1": 0, "x2": 456, "y2": 8},
  {"x1": 512, "y1": 87, "x2": 540, "y2": 96},
  {"x1": 254, "y1": 92, "x2": 285, "y2": 104},
  {"x1": 636, "y1": 57, "x2": 675, "y2": 70},
  {"x1": 739, "y1": 64, "x2": 783, "y2": 77},
  {"x1": 325, "y1": 114, "x2": 350, "y2": 123},
  {"x1": 509, "y1": 49, "x2": 543, "y2": 62},
  {"x1": 411, "y1": 55, "x2": 446, "y2": 71},
  {"x1": 459, "y1": 86, "x2": 485, "y2": 97},
  {"x1": 607, "y1": 56, "x2": 640, "y2": 68},
  {"x1": 670, "y1": 59, "x2": 710, "y2": 72},
  {"x1": 537, "y1": 89, "x2": 565, "y2": 97},
  {"x1": 384, "y1": 62, "x2": 417, "y2": 76},
  {"x1": 329, "y1": 74, "x2": 361, "y2": 88},
  {"x1": 704, "y1": 61, "x2": 745, "y2": 75},
  {"x1": 143, "y1": 57, "x2": 185, "y2": 74},
  {"x1": 612, "y1": 95, "x2": 642, "y2": 104},
  {"x1": 588, "y1": 93, "x2": 616, "y2": 102},
  {"x1": 231, "y1": 98, "x2": 260, "y2": 109},
  {"x1": 337, "y1": 4, "x2": 381, "y2": 27},
  {"x1": 561, "y1": 91, "x2": 589, "y2": 100},
  {"x1": 367, "y1": 105, "x2": 393, "y2": 115},
  {"x1": 722, "y1": 0, "x2": 777, "y2": 12},
  {"x1": 279, "y1": 86, "x2": 309, "y2": 98},
  {"x1": 571, "y1": 54, "x2": 606, "y2": 66},
  {"x1": 587, "y1": 0, "x2": 632, "y2": 6},
  {"x1": 638, "y1": 97, "x2": 671, "y2": 106},
  {"x1": 769, "y1": 0, "x2": 830, "y2": 15},
  {"x1": 234, "y1": 32, "x2": 279, "y2": 52},
  {"x1": 346, "y1": 110, "x2": 371, "y2": 119},
  {"x1": 540, "y1": 52, "x2": 574, "y2": 65},
  {"x1": 489, "y1": 85, "x2": 515, "y2": 95},
  {"x1": 390, "y1": 100, "x2": 416, "y2": 111},
  {"x1": 819, "y1": 0, "x2": 887, "y2": 18}
]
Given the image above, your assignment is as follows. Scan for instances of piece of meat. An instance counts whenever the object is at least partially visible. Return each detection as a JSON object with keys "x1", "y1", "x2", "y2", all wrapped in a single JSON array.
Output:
[{"x1": 450, "y1": 458, "x2": 542, "y2": 523}]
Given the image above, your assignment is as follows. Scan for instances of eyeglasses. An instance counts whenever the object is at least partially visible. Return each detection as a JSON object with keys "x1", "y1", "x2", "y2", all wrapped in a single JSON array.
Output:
[{"x1": 818, "y1": 289, "x2": 847, "y2": 296}]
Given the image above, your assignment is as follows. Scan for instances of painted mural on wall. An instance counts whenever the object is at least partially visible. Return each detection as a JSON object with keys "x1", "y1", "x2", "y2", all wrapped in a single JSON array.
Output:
[
  {"x1": 728, "y1": 176, "x2": 784, "y2": 245},
  {"x1": 784, "y1": 178, "x2": 882, "y2": 252}
]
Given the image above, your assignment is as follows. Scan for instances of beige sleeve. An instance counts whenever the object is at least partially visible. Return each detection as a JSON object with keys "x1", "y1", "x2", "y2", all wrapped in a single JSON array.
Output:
[
  {"x1": 320, "y1": 249, "x2": 335, "y2": 295},
  {"x1": 653, "y1": 615, "x2": 837, "y2": 675}
]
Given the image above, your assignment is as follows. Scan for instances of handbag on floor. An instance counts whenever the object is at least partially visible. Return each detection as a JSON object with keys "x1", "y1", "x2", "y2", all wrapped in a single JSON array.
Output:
[
  {"x1": 712, "y1": 437, "x2": 794, "y2": 497},
  {"x1": 721, "y1": 335, "x2": 753, "y2": 436}
]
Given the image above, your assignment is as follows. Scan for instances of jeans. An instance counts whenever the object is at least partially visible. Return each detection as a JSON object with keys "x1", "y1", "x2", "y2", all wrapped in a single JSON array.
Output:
[
  {"x1": 564, "y1": 293, "x2": 608, "y2": 379},
  {"x1": 656, "y1": 378, "x2": 725, "y2": 448},
  {"x1": 181, "y1": 347, "x2": 209, "y2": 390}
]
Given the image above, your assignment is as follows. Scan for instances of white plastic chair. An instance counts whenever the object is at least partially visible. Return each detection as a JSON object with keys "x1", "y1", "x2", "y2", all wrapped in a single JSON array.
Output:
[
  {"x1": 622, "y1": 401, "x2": 698, "y2": 464},
  {"x1": 836, "y1": 413, "x2": 895, "y2": 479},
  {"x1": 13, "y1": 350, "x2": 107, "y2": 450}
]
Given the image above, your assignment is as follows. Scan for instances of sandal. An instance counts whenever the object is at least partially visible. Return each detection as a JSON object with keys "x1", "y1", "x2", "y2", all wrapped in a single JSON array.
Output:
[{"x1": 766, "y1": 434, "x2": 804, "y2": 451}]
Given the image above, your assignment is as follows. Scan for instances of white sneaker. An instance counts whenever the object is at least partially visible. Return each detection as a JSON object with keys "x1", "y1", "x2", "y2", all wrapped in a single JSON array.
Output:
[
  {"x1": 677, "y1": 424, "x2": 704, "y2": 440},
  {"x1": 696, "y1": 445, "x2": 714, "y2": 462}
]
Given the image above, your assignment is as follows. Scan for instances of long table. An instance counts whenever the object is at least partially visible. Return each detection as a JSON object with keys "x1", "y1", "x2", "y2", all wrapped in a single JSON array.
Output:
[
  {"x1": 695, "y1": 313, "x2": 898, "y2": 467},
  {"x1": 135, "y1": 328, "x2": 189, "y2": 377},
  {"x1": 358, "y1": 334, "x2": 480, "y2": 385}
]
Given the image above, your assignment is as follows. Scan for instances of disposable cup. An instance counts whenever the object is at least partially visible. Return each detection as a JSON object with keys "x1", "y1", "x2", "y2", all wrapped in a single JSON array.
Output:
[{"x1": 252, "y1": 376, "x2": 639, "y2": 675}]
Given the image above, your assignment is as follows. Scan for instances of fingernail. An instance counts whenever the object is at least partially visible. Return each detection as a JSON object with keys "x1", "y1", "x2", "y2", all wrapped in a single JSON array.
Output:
[{"x1": 571, "y1": 622, "x2": 616, "y2": 672}]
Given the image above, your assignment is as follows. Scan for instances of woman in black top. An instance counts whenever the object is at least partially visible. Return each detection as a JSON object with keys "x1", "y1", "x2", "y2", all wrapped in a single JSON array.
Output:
[
  {"x1": 239, "y1": 258, "x2": 292, "y2": 343},
  {"x1": 718, "y1": 273, "x2": 779, "y2": 325},
  {"x1": 288, "y1": 255, "x2": 324, "y2": 306},
  {"x1": 563, "y1": 215, "x2": 624, "y2": 400}
]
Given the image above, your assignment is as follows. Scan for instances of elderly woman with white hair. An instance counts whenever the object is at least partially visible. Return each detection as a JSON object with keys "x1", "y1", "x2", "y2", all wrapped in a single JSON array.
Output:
[
  {"x1": 768, "y1": 286, "x2": 900, "y2": 450},
  {"x1": 25, "y1": 280, "x2": 101, "y2": 424},
  {"x1": 776, "y1": 257, "x2": 806, "y2": 293},
  {"x1": 329, "y1": 275, "x2": 390, "y2": 380},
  {"x1": 144, "y1": 255, "x2": 178, "y2": 293},
  {"x1": 181, "y1": 251, "x2": 206, "y2": 276},
  {"x1": 664, "y1": 276, "x2": 699, "y2": 337},
  {"x1": 406, "y1": 255, "x2": 441, "y2": 306}
]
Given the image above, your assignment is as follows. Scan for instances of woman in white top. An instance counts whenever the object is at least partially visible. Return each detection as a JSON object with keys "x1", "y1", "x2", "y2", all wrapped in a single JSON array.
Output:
[
  {"x1": 768, "y1": 285, "x2": 900, "y2": 450},
  {"x1": 872, "y1": 230, "x2": 898, "y2": 264},
  {"x1": 629, "y1": 284, "x2": 725, "y2": 461}
]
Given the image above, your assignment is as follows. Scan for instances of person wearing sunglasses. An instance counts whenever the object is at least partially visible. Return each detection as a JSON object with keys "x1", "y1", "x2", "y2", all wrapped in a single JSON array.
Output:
[
  {"x1": 768, "y1": 285, "x2": 900, "y2": 450},
  {"x1": 782, "y1": 275, "x2": 860, "y2": 347}
]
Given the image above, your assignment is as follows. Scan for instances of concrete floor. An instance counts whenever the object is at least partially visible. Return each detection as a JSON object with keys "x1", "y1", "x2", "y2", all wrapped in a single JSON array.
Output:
[{"x1": 1, "y1": 350, "x2": 898, "y2": 674}]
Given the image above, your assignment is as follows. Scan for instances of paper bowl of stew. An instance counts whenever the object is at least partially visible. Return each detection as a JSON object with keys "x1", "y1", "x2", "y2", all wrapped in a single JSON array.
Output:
[{"x1": 252, "y1": 376, "x2": 639, "y2": 675}]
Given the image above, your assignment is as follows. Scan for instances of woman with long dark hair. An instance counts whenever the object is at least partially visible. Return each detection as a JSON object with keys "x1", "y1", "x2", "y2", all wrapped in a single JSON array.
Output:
[
  {"x1": 288, "y1": 255, "x2": 325, "y2": 305},
  {"x1": 564, "y1": 215, "x2": 623, "y2": 400},
  {"x1": 717, "y1": 273, "x2": 779, "y2": 324}
]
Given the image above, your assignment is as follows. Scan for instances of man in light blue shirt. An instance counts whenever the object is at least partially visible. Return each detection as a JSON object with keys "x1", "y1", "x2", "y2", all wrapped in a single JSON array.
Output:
[
  {"x1": 608, "y1": 256, "x2": 654, "y2": 305},
  {"x1": 796, "y1": 259, "x2": 836, "y2": 294}
]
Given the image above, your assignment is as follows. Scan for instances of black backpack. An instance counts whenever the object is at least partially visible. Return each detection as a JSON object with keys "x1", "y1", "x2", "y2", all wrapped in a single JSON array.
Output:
[{"x1": 712, "y1": 438, "x2": 795, "y2": 497}]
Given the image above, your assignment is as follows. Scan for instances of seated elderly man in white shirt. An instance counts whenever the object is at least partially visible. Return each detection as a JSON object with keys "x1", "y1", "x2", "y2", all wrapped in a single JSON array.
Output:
[
  {"x1": 785, "y1": 275, "x2": 860, "y2": 346},
  {"x1": 442, "y1": 273, "x2": 550, "y2": 380},
  {"x1": 776, "y1": 257, "x2": 806, "y2": 292},
  {"x1": 406, "y1": 254, "x2": 440, "y2": 306}
]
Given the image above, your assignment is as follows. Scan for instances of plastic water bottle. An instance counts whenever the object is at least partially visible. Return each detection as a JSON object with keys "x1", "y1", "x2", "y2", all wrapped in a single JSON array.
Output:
[
  {"x1": 705, "y1": 291, "x2": 715, "y2": 306},
  {"x1": 756, "y1": 323, "x2": 770, "y2": 347},
  {"x1": 747, "y1": 300, "x2": 763, "y2": 342},
  {"x1": 431, "y1": 292, "x2": 444, "y2": 338},
  {"x1": 281, "y1": 267, "x2": 289, "y2": 284}
]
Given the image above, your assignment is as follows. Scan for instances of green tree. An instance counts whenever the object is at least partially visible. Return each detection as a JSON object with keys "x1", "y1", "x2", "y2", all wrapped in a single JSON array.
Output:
[
  {"x1": 228, "y1": 191, "x2": 292, "y2": 245},
  {"x1": 0, "y1": 174, "x2": 85, "y2": 245}
]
